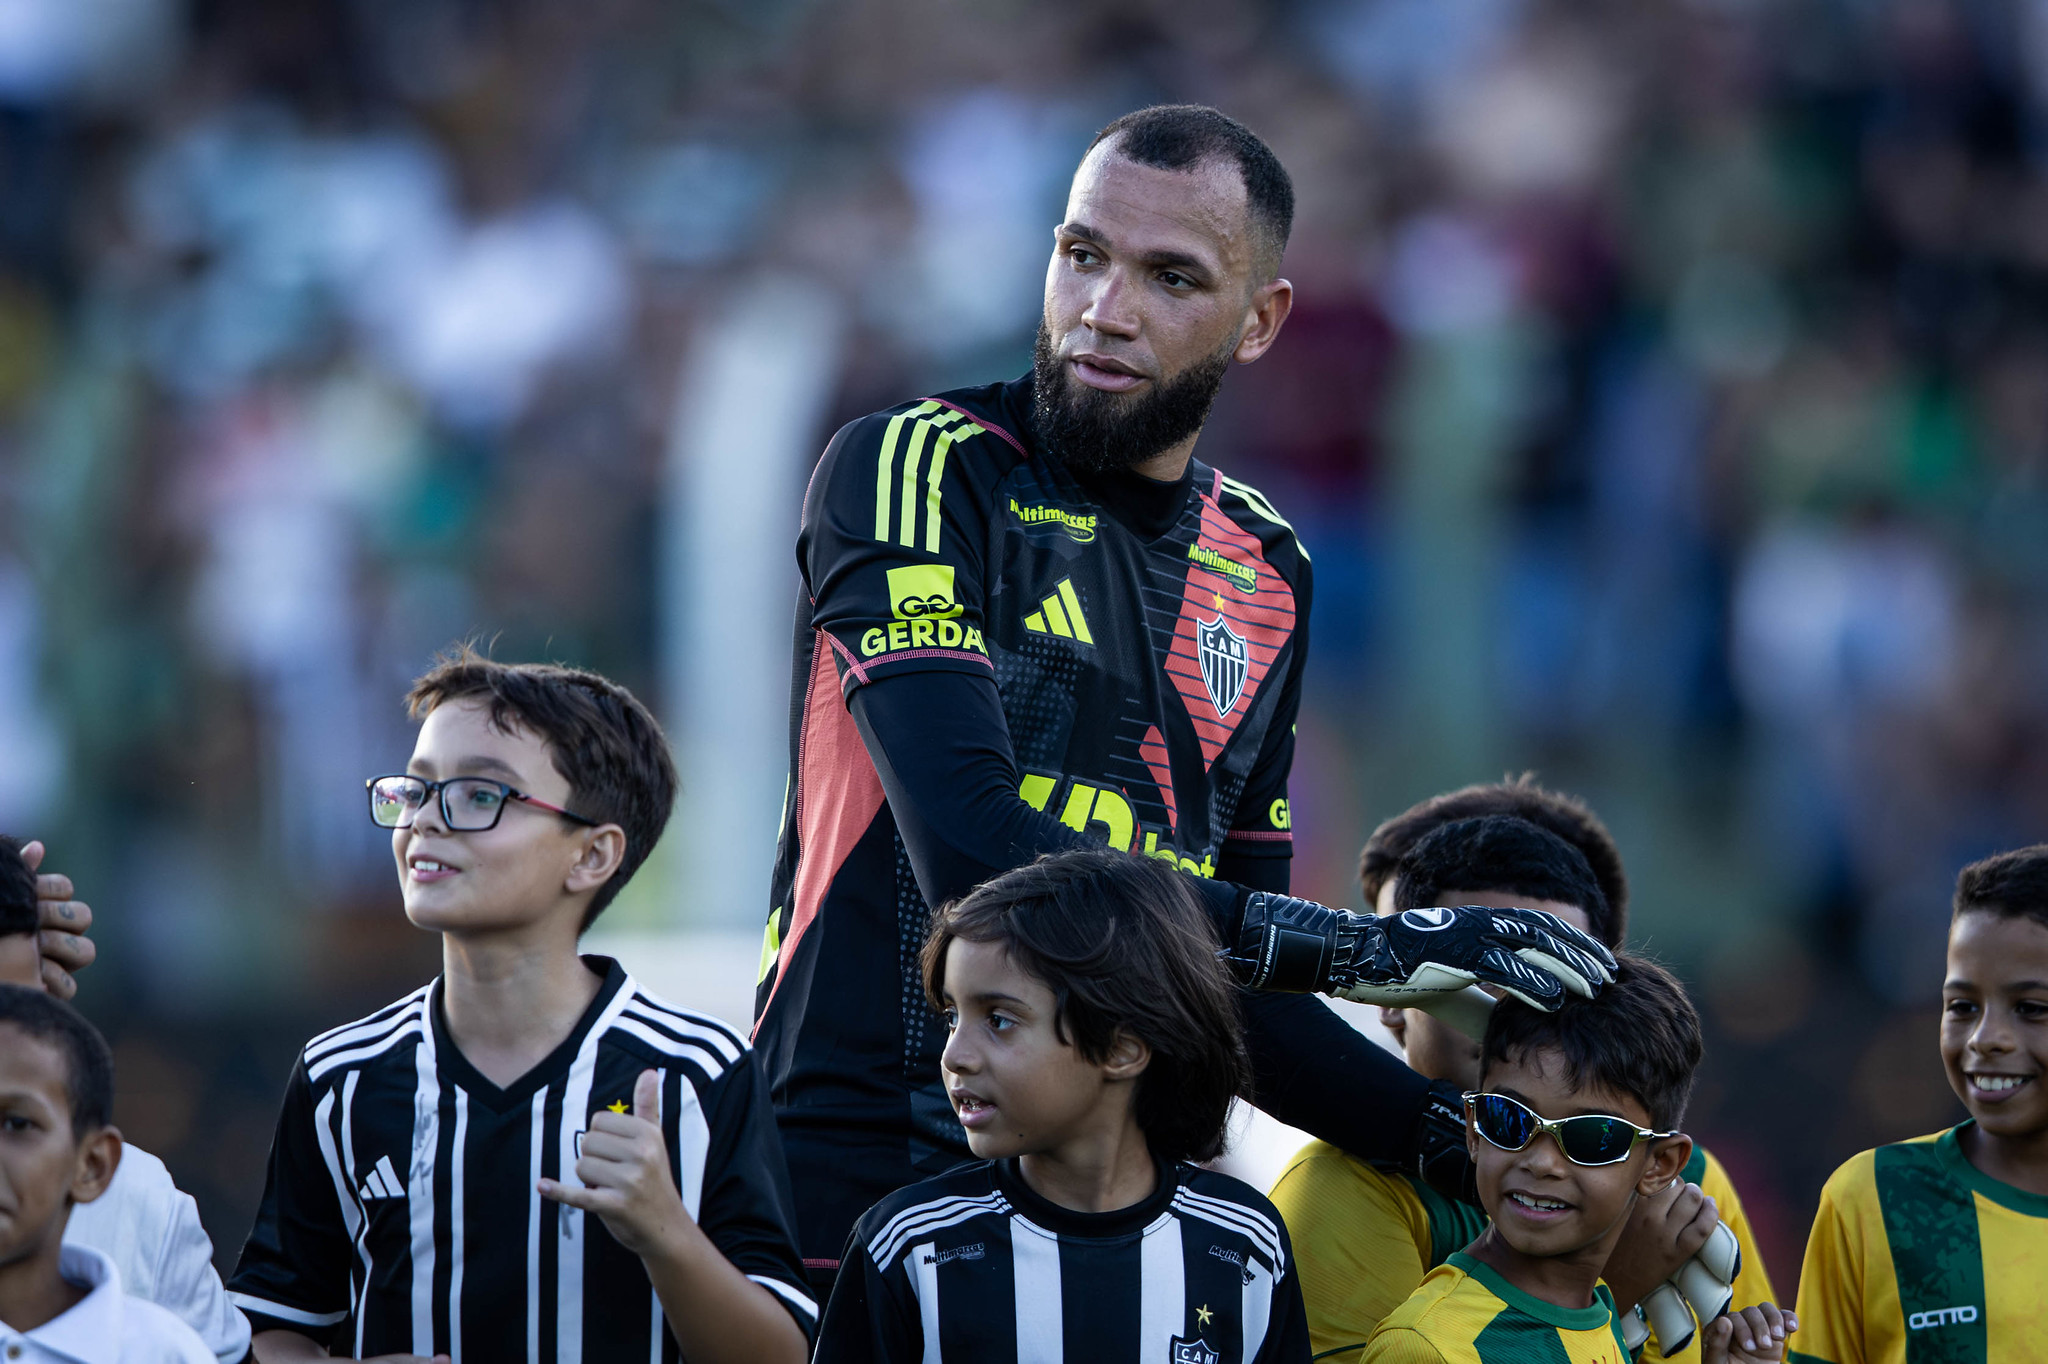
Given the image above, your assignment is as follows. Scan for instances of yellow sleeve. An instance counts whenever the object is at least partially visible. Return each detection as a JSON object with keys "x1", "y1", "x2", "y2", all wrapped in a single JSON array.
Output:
[
  {"x1": 1270, "y1": 1143, "x2": 1433, "y2": 1364},
  {"x1": 1790, "y1": 1156, "x2": 1872, "y2": 1364},
  {"x1": 1699, "y1": 1148, "x2": 1780, "y2": 1310},
  {"x1": 1360, "y1": 1327, "x2": 1451, "y2": 1364}
]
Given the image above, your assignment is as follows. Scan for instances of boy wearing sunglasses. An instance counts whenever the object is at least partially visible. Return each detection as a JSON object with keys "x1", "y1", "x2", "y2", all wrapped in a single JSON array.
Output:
[
  {"x1": 226, "y1": 648, "x2": 814, "y2": 1364},
  {"x1": 1363, "y1": 952, "x2": 1795, "y2": 1364},
  {"x1": 1792, "y1": 846, "x2": 2048, "y2": 1362},
  {"x1": 1275, "y1": 813, "x2": 1776, "y2": 1362}
]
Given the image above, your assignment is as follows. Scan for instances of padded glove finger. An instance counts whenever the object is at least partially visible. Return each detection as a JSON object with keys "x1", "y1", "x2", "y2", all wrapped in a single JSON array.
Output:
[
  {"x1": 1410, "y1": 985, "x2": 1498, "y2": 1041},
  {"x1": 1693, "y1": 1220, "x2": 1741, "y2": 1284},
  {"x1": 1642, "y1": 1282, "x2": 1697, "y2": 1355},
  {"x1": 1675, "y1": 1251, "x2": 1734, "y2": 1325}
]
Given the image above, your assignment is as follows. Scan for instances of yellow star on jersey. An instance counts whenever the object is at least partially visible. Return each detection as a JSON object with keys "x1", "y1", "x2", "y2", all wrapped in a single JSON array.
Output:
[
  {"x1": 606, "y1": 1100, "x2": 629, "y2": 1113},
  {"x1": 1196, "y1": 1304, "x2": 1213, "y2": 1328},
  {"x1": 1213, "y1": 592, "x2": 1225, "y2": 609}
]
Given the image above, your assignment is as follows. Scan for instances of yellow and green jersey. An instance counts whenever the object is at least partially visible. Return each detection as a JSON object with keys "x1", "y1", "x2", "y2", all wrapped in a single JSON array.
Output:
[
  {"x1": 1275, "y1": 1140, "x2": 1772, "y2": 1364},
  {"x1": 1792, "y1": 1123, "x2": 2048, "y2": 1364},
  {"x1": 1363, "y1": 1252, "x2": 1629, "y2": 1364}
]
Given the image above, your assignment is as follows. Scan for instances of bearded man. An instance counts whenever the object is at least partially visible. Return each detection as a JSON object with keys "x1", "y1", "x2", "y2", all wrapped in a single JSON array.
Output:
[{"x1": 755, "y1": 105, "x2": 1613, "y2": 1294}]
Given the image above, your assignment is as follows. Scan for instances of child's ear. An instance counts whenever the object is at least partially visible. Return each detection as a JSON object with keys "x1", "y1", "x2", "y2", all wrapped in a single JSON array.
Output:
[
  {"x1": 1637, "y1": 1133, "x2": 1693, "y2": 1197},
  {"x1": 70, "y1": 1126, "x2": 122, "y2": 1206},
  {"x1": 565, "y1": 825, "x2": 628, "y2": 894},
  {"x1": 1101, "y1": 1030, "x2": 1152, "y2": 1083}
]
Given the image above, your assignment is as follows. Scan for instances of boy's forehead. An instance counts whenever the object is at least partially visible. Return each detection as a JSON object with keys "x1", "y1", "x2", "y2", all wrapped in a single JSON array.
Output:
[
  {"x1": 1482, "y1": 1044, "x2": 1654, "y2": 1125},
  {"x1": 1948, "y1": 909, "x2": 2048, "y2": 984},
  {"x1": 0, "y1": 1022, "x2": 73, "y2": 1103},
  {"x1": 411, "y1": 698, "x2": 551, "y2": 775}
]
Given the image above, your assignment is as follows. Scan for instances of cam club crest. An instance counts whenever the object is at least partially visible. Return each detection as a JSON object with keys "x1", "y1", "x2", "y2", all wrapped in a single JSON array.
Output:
[
  {"x1": 1197, "y1": 615, "x2": 1249, "y2": 719},
  {"x1": 1171, "y1": 1336, "x2": 1221, "y2": 1364}
]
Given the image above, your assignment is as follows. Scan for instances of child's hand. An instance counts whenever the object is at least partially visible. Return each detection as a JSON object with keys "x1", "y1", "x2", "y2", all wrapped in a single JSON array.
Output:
[
  {"x1": 1602, "y1": 1178, "x2": 1718, "y2": 1310},
  {"x1": 1703, "y1": 1304, "x2": 1796, "y2": 1364},
  {"x1": 538, "y1": 1069, "x2": 688, "y2": 1258}
]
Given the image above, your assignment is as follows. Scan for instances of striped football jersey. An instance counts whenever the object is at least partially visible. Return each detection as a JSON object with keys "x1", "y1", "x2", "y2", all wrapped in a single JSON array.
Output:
[
  {"x1": 226, "y1": 957, "x2": 814, "y2": 1361},
  {"x1": 814, "y1": 1155, "x2": 1311, "y2": 1363},
  {"x1": 1792, "y1": 1123, "x2": 2048, "y2": 1364}
]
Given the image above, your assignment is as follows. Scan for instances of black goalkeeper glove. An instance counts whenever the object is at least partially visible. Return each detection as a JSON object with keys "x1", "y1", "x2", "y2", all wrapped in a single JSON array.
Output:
[
  {"x1": 1413, "y1": 1076, "x2": 1480, "y2": 1206},
  {"x1": 1225, "y1": 894, "x2": 1616, "y2": 1011}
]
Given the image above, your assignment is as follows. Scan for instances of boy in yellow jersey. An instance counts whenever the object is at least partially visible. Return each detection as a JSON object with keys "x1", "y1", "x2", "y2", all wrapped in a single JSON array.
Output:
[
  {"x1": 1274, "y1": 810, "x2": 1776, "y2": 1362},
  {"x1": 1365, "y1": 952, "x2": 1794, "y2": 1364},
  {"x1": 1793, "y1": 846, "x2": 2048, "y2": 1363}
]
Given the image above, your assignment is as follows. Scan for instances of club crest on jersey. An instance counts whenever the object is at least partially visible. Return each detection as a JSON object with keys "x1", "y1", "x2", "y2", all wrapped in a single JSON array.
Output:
[
  {"x1": 1170, "y1": 1336, "x2": 1221, "y2": 1364},
  {"x1": 1197, "y1": 615, "x2": 1249, "y2": 718}
]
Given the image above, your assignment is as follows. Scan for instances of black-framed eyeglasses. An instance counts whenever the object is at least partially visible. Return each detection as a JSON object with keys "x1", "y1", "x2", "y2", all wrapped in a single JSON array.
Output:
[
  {"x1": 1465, "y1": 1091, "x2": 1678, "y2": 1168},
  {"x1": 365, "y1": 774, "x2": 597, "y2": 833}
]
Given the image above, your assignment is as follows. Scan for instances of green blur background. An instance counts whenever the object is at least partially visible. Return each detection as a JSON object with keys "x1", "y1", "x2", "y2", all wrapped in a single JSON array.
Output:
[{"x1": 3, "y1": 0, "x2": 2036, "y2": 1298}]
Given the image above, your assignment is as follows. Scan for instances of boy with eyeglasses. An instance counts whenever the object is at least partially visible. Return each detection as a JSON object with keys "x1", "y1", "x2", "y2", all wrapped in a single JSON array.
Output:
[
  {"x1": 1363, "y1": 952, "x2": 1794, "y2": 1364},
  {"x1": 226, "y1": 648, "x2": 813, "y2": 1364},
  {"x1": 1276, "y1": 812, "x2": 1775, "y2": 1362},
  {"x1": 1792, "y1": 845, "x2": 2048, "y2": 1363}
]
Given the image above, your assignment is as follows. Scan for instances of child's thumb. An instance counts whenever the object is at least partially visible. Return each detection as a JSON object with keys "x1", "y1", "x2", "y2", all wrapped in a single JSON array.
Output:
[{"x1": 633, "y1": 1068, "x2": 660, "y2": 1122}]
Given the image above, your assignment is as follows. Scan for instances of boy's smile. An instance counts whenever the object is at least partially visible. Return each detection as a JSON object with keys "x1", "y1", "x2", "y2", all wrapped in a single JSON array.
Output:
[{"x1": 1942, "y1": 910, "x2": 2048, "y2": 1184}]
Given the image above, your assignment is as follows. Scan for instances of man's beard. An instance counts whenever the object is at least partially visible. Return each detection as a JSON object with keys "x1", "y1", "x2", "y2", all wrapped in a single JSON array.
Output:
[{"x1": 1030, "y1": 322, "x2": 1234, "y2": 475}]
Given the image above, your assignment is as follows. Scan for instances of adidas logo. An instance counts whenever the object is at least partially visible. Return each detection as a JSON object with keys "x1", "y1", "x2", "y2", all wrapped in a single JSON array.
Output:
[
  {"x1": 358, "y1": 1155, "x2": 405, "y2": 1202},
  {"x1": 1024, "y1": 578, "x2": 1093, "y2": 644}
]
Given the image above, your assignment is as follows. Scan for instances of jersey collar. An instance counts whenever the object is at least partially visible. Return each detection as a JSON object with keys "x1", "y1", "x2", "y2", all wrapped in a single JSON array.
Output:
[
  {"x1": 430, "y1": 954, "x2": 628, "y2": 1112},
  {"x1": 1937, "y1": 1122, "x2": 2048, "y2": 1217},
  {"x1": 993, "y1": 1152, "x2": 1179, "y2": 1240},
  {"x1": 1446, "y1": 1251, "x2": 1616, "y2": 1332}
]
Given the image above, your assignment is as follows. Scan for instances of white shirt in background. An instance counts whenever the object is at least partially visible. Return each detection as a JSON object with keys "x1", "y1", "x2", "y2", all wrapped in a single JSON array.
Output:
[
  {"x1": 0, "y1": 1243, "x2": 214, "y2": 1363},
  {"x1": 62, "y1": 1146, "x2": 249, "y2": 1364}
]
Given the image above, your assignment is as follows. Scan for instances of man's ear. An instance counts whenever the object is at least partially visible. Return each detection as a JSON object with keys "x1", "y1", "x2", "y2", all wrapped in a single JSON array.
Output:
[
  {"x1": 1232, "y1": 278, "x2": 1293, "y2": 365},
  {"x1": 70, "y1": 1126, "x2": 122, "y2": 1206},
  {"x1": 1637, "y1": 1133, "x2": 1693, "y2": 1197},
  {"x1": 565, "y1": 825, "x2": 628, "y2": 895},
  {"x1": 1101, "y1": 1029, "x2": 1152, "y2": 1083},
  {"x1": 1380, "y1": 1006, "x2": 1408, "y2": 1051}
]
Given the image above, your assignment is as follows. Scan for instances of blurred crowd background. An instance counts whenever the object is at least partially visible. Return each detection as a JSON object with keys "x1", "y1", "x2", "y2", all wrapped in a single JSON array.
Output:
[{"x1": 3, "y1": 0, "x2": 2042, "y2": 1299}]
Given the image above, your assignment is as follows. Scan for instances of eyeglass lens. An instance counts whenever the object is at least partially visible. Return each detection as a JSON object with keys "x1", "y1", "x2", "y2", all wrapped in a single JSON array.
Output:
[{"x1": 369, "y1": 777, "x2": 510, "y2": 830}]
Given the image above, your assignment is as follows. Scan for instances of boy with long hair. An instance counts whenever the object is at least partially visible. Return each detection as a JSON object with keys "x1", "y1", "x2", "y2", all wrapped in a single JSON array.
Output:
[{"x1": 815, "y1": 849, "x2": 1311, "y2": 1362}]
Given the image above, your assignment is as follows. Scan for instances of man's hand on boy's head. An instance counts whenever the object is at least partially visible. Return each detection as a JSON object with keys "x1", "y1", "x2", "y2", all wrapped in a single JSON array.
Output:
[
  {"x1": 539, "y1": 1069, "x2": 687, "y2": 1259},
  {"x1": 1601, "y1": 1179, "x2": 1718, "y2": 1312},
  {"x1": 23, "y1": 841, "x2": 95, "y2": 1000},
  {"x1": 1338, "y1": 903, "x2": 1615, "y2": 1011},
  {"x1": 1703, "y1": 1303, "x2": 1795, "y2": 1364}
]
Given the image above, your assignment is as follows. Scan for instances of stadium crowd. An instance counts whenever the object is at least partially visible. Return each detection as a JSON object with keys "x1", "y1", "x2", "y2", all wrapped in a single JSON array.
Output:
[{"x1": 3, "y1": 0, "x2": 2048, "y2": 1357}]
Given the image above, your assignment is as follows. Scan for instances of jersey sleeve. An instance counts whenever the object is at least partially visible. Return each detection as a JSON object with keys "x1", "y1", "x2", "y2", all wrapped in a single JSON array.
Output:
[
  {"x1": 694, "y1": 1049, "x2": 819, "y2": 1342},
  {"x1": 151, "y1": 1178, "x2": 254, "y2": 1363},
  {"x1": 224, "y1": 1059, "x2": 354, "y2": 1344},
  {"x1": 800, "y1": 406, "x2": 1009, "y2": 696},
  {"x1": 1268, "y1": 1146, "x2": 1432, "y2": 1362},
  {"x1": 1257, "y1": 1215, "x2": 1316, "y2": 1364},
  {"x1": 1360, "y1": 1327, "x2": 1451, "y2": 1364},
  {"x1": 811, "y1": 1219, "x2": 924, "y2": 1364},
  {"x1": 1790, "y1": 1158, "x2": 1870, "y2": 1364}
]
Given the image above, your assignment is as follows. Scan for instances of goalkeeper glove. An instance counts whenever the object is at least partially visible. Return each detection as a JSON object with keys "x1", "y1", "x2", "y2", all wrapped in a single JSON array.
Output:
[
  {"x1": 1636, "y1": 1220, "x2": 1743, "y2": 1356},
  {"x1": 1226, "y1": 894, "x2": 1616, "y2": 1011}
]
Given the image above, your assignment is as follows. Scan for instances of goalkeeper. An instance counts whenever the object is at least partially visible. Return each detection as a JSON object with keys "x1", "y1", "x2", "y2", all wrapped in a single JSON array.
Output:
[
  {"x1": 754, "y1": 100, "x2": 1612, "y2": 1294},
  {"x1": 1273, "y1": 811, "x2": 1776, "y2": 1363}
]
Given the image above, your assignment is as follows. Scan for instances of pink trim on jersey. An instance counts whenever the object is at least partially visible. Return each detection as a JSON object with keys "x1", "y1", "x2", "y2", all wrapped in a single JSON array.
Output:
[
  {"x1": 930, "y1": 397, "x2": 1027, "y2": 457},
  {"x1": 1225, "y1": 829, "x2": 1294, "y2": 842},
  {"x1": 823, "y1": 631, "x2": 872, "y2": 686}
]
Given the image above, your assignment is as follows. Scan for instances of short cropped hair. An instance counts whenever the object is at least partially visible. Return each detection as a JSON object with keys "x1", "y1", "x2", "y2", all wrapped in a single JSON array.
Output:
[
  {"x1": 407, "y1": 645, "x2": 678, "y2": 929},
  {"x1": 1394, "y1": 816, "x2": 1616, "y2": 949},
  {"x1": 1087, "y1": 104, "x2": 1294, "y2": 279},
  {"x1": 0, "y1": 985, "x2": 114, "y2": 1137},
  {"x1": 0, "y1": 836, "x2": 34, "y2": 937},
  {"x1": 1954, "y1": 845, "x2": 2048, "y2": 933},
  {"x1": 1360, "y1": 776, "x2": 1628, "y2": 940},
  {"x1": 1483, "y1": 952, "x2": 1701, "y2": 1132},
  {"x1": 920, "y1": 849, "x2": 1250, "y2": 1164}
]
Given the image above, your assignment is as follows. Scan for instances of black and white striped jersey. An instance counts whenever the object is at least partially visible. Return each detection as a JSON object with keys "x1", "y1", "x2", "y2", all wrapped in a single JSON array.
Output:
[
  {"x1": 226, "y1": 956, "x2": 815, "y2": 1361},
  {"x1": 815, "y1": 1156, "x2": 1311, "y2": 1364}
]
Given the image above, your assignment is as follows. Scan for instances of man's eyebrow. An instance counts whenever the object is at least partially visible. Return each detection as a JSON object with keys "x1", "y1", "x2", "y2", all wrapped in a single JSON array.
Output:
[{"x1": 1058, "y1": 221, "x2": 1214, "y2": 276}]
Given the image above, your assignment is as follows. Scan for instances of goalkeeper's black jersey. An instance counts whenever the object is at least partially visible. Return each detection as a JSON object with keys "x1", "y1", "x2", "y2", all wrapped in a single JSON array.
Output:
[{"x1": 755, "y1": 373, "x2": 1310, "y2": 1208}]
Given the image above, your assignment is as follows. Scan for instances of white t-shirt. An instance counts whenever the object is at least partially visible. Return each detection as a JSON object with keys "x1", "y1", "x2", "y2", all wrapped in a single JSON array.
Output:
[
  {"x1": 0, "y1": 1243, "x2": 215, "y2": 1363},
  {"x1": 62, "y1": 1146, "x2": 249, "y2": 1364}
]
